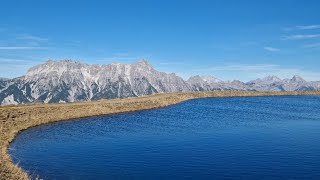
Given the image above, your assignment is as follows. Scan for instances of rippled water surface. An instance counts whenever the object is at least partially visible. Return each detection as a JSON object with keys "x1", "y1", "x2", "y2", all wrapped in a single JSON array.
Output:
[{"x1": 10, "y1": 96, "x2": 320, "y2": 179}]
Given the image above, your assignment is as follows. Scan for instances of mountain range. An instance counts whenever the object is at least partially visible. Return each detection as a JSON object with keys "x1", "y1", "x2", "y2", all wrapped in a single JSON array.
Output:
[{"x1": 1, "y1": 59, "x2": 319, "y2": 105}]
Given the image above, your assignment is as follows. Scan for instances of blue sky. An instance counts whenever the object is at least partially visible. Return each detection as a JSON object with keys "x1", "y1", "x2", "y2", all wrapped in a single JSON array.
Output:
[{"x1": 1, "y1": 0, "x2": 320, "y2": 81}]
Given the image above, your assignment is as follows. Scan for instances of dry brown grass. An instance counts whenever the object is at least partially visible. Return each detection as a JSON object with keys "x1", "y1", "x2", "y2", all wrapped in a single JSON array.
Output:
[{"x1": 1, "y1": 91, "x2": 320, "y2": 180}]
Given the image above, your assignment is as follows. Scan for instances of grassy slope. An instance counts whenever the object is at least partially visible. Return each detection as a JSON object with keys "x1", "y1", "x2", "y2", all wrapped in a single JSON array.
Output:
[{"x1": 1, "y1": 91, "x2": 320, "y2": 180}]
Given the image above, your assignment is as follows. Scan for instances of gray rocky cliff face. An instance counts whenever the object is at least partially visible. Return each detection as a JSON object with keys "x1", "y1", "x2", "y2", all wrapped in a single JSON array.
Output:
[{"x1": 0, "y1": 60, "x2": 319, "y2": 105}]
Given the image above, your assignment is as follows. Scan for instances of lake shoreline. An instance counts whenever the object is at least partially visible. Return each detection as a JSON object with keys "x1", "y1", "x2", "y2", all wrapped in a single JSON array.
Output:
[{"x1": 1, "y1": 91, "x2": 320, "y2": 180}]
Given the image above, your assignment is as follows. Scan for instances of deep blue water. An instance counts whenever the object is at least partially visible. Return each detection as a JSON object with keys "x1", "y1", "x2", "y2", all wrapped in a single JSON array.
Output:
[{"x1": 10, "y1": 96, "x2": 320, "y2": 180}]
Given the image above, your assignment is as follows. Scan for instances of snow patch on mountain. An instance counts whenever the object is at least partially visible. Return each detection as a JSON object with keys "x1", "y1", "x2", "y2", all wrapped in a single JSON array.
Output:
[
  {"x1": 1, "y1": 94, "x2": 18, "y2": 105},
  {"x1": 0, "y1": 60, "x2": 319, "y2": 105}
]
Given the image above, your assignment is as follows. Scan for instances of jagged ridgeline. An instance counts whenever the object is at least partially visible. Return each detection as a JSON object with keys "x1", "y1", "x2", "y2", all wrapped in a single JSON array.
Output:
[{"x1": 0, "y1": 60, "x2": 319, "y2": 105}]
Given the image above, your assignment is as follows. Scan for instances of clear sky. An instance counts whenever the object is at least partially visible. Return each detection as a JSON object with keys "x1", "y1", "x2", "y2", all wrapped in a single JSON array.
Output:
[{"x1": 1, "y1": 0, "x2": 320, "y2": 81}]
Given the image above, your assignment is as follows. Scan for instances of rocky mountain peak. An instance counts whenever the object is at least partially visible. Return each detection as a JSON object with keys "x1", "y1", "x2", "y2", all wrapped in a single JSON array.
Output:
[
  {"x1": 134, "y1": 59, "x2": 152, "y2": 67},
  {"x1": 291, "y1": 75, "x2": 305, "y2": 82},
  {"x1": 248, "y1": 75, "x2": 281, "y2": 85},
  {"x1": 262, "y1": 76, "x2": 281, "y2": 82},
  {"x1": 187, "y1": 75, "x2": 205, "y2": 83},
  {"x1": 201, "y1": 76, "x2": 222, "y2": 83},
  {"x1": 27, "y1": 60, "x2": 86, "y2": 76},
  {"x1": 45, "y1": 59, "x2": 82, "y2": 65}
]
